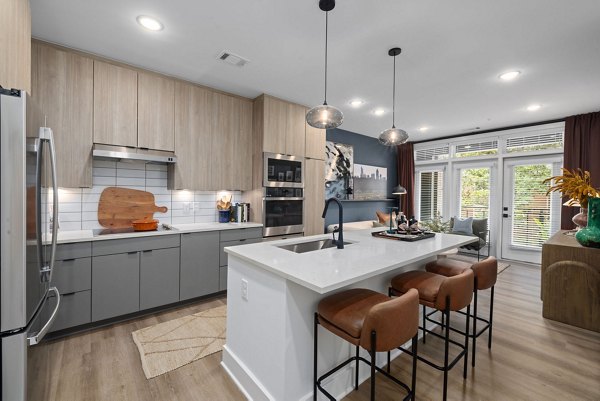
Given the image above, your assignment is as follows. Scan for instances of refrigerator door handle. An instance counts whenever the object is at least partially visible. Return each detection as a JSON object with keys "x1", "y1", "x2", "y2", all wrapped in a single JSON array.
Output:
[
  {"x1": 39, "y1": 127, "x2": 58, "y2": 283},
  {"x1": 28, "y1": 287, "x2": 60, "y2": 346}
]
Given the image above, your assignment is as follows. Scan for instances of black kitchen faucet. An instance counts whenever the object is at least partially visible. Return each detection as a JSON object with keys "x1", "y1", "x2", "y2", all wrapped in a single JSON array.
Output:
[{"x1": 322, "y1": 197, "x2": 344, "y2": 249}]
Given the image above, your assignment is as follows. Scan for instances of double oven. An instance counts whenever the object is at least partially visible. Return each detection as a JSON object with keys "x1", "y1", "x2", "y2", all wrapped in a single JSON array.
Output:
[{"x1": 263, "y1": 153, "x2": 304, "y2": 237}]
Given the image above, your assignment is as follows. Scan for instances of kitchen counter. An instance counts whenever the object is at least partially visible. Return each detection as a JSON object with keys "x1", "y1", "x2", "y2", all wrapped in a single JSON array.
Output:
[
  {"x1": 48, "y1": 222, "x2": 263, "y2": 244},
  {"x1": 222, "y1": 229, "x2": 476, "y2": 401},
  {"x1": 225, "y1": 229, "x2": 475, "y2": 294}
]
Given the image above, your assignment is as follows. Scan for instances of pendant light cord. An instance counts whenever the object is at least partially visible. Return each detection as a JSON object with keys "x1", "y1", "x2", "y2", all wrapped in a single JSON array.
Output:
[
  {"x1": 324, "y1": 11, "x2": 329, "y2": 105},
  {"x1": 392, "y1": 54, "x2": 396, "y2": 128}
]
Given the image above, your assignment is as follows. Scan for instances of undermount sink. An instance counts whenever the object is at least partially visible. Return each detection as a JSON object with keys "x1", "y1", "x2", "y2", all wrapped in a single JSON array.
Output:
[{"x1": 276, "y1": 239, "x2": 352, "y2": 254}]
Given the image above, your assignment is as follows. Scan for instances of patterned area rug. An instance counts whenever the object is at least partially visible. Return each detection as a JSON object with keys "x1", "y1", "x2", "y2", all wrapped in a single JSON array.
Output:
[
  {"x1": 132, "y1": 305, "x2": 227, "y2": 379},
  {"x1": 446, "y1": 253, "x2": 511, "y2": 274}
]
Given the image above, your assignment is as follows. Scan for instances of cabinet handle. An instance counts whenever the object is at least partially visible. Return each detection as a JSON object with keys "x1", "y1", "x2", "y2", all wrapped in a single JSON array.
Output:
[
  {"x1": 61, "y1": 292, "x2": 76, "y2": 297},
  {"x1": 143, "y1": 250, "x2": 153, "y2": 253},
  {"x1": 62, "y1": 258, "x2": 75, "y2": 262},
  {"x1": 239, "y1": 239, "x2": 247, "y2": 242},
  {"x1": 127, "y1": 251, "x2": 137, "y2": 255}
]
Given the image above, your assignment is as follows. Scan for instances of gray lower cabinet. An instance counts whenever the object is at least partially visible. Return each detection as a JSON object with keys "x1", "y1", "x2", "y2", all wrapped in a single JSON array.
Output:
[
  {"x1": 180, "y1": 231, "x2": 220, "y2": 301},
  {"x1": 47, "y1": 243, "x2": 92, "y2": 333},
  {"x1": 92, "y1": 252, "x2": 140, "y2": 322},
  {"x1": 140, "y1": 248, "x2": 180, "y2": 310}
]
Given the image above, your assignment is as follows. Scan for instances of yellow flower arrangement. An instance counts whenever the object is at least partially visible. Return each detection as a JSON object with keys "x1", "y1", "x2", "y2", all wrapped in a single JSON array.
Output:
[{"x1": 544, "y1": 168, "x2": 600, "y2": 209}]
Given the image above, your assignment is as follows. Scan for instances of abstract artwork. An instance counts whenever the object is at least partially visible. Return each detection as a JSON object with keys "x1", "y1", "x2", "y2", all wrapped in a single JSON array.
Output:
[
  {"x1": 353, "y1": 163, "x2": 388, "y2": 200},
  {"x1": 325, "y1": 141, "x2": 354, "y2": 199}
]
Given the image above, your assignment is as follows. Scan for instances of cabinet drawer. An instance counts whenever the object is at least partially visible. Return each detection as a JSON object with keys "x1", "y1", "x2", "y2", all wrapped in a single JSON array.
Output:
[
  {"x1": 52, "y1": 242, "x2": 92, "y2": 260},
  {"x1": 48, "y1": 290, "x2": 91, "y2": 332},
  {"x1": 219, "y1": 227, "x2": 263, "y2": 242},
  {"x1": 92, "y1": 235, "x2": 180, "y2": 256},
  {"x1": 220, "y1": 237, "x2": 262, "y2": 267},
  {"x1": 52, "y1": 257, "x2": 91, "y2": 294}
]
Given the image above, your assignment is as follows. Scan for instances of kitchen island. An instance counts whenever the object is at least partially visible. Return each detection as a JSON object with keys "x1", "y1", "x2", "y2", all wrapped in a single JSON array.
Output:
[{"x1": 222, "y1": 229, "x2": 477, "y2": 401}]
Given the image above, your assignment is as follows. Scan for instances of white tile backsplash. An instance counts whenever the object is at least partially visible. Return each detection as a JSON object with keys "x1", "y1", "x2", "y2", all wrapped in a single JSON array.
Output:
[{"x1": 57, "y1": 160, "x2": 242, "y2": 231}]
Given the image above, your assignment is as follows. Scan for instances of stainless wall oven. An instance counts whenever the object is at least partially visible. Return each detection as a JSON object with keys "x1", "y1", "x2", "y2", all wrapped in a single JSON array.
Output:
[
  {"x1": 263, "y1": 152, "x2": 303, "y2": 188},
  {"x1": 263, "y1": 187, "x2": 304, "y2": 237}
]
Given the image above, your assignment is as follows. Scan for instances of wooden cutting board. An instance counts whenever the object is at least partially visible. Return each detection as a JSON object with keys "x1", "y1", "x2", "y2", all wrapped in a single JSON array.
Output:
[{"x1": 98, "y1": 187, "x2": 168, "y2": 228}]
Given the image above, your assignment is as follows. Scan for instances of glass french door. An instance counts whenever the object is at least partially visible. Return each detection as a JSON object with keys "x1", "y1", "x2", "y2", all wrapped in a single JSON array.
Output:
[
  {"x1": 501, "y1": 156, "x2": 562, "y2": 264},
  {"x1": 453, "y1": 161, "x2": 498, "y2": 255}
]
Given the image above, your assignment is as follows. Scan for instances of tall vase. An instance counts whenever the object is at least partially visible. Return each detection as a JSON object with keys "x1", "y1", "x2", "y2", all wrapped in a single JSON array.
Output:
[{"x1": 575, "y1": 197, "x2": 600, "y2": 248}]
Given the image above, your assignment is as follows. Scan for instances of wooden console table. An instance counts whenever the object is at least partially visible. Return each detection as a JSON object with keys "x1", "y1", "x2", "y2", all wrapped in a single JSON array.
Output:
[{"x1": 541, "y1": 230, "x2": 600, "y2": 332}]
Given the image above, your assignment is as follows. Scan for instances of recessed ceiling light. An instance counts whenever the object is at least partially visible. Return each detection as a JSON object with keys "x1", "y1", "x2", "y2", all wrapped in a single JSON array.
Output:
[
  {"x1": 527, "y1": 104, "x2": 541, "y2": 111},
  {"x1": 373, "y1": 108, "x2": 385, "y2": 116},
  {"x1": 349, "y1": 99, "x2": 364, "y2": 107},
  {"x1": 499, "y1": 70, "x2": 521, "y2": 81},
  {"x1": 136, "y1": 15, "x2": 164, "y2": 31},
  {"x1": 419, "y1": 126, "x2": 429, "y2": 132}
]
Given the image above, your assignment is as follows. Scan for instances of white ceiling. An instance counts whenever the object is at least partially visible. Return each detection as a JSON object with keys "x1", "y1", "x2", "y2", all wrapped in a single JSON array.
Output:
[{"x1": 30, "y1": 0, "x2": 600, "y2": 141}]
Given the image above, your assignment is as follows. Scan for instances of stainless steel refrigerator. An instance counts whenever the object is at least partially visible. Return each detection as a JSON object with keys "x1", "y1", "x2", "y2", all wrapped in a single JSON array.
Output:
[{"x1": 1, "y1": 88, "x2": 60, "y2": 401}]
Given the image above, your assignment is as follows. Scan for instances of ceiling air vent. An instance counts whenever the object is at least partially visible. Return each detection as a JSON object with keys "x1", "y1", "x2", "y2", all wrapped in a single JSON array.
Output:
[{"x1": 217, "y1": 51, "x2": 250, "y2": 67}]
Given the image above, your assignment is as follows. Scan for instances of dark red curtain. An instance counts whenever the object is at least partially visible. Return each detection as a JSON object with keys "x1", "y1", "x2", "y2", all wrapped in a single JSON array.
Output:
[
  {"x1": 397, "y1": 143, "x2": 415, "y2": 218},
  {"x1": 561, "y1": 111, "x2": 600, "y2": 229}
]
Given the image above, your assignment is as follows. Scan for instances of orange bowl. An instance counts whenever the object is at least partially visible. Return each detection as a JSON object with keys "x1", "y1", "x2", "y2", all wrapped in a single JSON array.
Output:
[{"x1": 131, "y1": 219, "x2": 159, "y2": 231}]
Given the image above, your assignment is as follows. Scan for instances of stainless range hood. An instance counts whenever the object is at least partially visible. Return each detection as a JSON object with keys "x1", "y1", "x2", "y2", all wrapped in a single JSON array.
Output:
[{"x1": 92, "y1": 144, "x2": 176, "y2": 164}]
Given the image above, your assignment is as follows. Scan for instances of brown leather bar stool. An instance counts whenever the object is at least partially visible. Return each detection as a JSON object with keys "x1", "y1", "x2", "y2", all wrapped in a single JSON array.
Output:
[
  {"x1": 389, "y1": 269, "x2": 474, "y2": 401},
  {"x1": 425, "y1": 256, "x2": 498, "y2": 367},
  {"x1": 314, "y1": 288, "x2": 419, "y2": 401}
]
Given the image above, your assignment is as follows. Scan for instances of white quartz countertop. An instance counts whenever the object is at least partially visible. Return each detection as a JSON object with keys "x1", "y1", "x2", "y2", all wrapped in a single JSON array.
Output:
[
  {"x1": 225, "y1": 229, "x2": 478, "y2": 294},
  {"x1": 47, "y1": 222, "x2": 263, "y2": 244}
]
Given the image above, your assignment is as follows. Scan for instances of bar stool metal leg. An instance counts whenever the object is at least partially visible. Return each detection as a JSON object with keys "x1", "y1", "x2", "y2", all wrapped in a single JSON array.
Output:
[
  {"x1": 472, "y1": 278, "x2": 479, "y2": 367},
  {"x1": 463, "y1": 304, "x2": 470, "y2": 378},
  {"x1": 422, "y1": 305, "x2": 427, "y2": 344},
  {"x1": 443, "y1": 302, "x2": 450, "y2": 401},
  {"x1": 411, "y1": 335, "x2": 418, "y2": 401},
  {"x1": 314, "y1": 312, "x2": 318, "y2": 401},
  {"x1": 370, "y1": 331, "x2": 377, "y2": 401},
  {"x1": 355, "y1": 345, "x2": 360, "y2": 390},
  {"x1": 488, "y1": 286, "x2": 495, "y2": 349}
]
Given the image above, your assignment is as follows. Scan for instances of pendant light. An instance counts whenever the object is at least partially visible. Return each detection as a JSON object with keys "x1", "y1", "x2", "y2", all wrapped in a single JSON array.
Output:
[
  {"x1": 306, "y1": 0, "x2": 343, "y2": 130},
  {"x1": 378, "y1": 48, "x2": 408, "y2": 146}
]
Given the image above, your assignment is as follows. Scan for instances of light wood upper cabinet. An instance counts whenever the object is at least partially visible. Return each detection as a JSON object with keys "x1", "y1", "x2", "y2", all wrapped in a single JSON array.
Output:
[
  {"x1": 93, "y1": 61, "x2": 138, "y2": 147},
  {"x1": 304, "y1": 158, "x2": 325, "y2": 236},
  {"x1": 138, "y1": 73, "x2": 175, "y2": 151},
  {"x1": 256, "y1": 95, "x2": 306, "y2": 157},
  {"x1": 31, "y1": 42, "x2": 94, "y2": 187},
  {"x1": 286, "y1": 103, "x2": 306, "y2": 157},
  {"x1": 0, "y1": 0, "x2": 31, "y2": 93},
  {"x1": 212, "y1": 93, "x2": 241, "y2": 190},
  {"x1": 305, "y1": 108, "x2": 326, "y2": 160},
  {"x1": 262, "y1": 95, "x2": 287, "y2": 154},
  {"x1": 236, "y1": 99, "x2": 253, "y2": 190},
  {"x1": 170, "y1": 82, "x2": 213, "y2": 190}
]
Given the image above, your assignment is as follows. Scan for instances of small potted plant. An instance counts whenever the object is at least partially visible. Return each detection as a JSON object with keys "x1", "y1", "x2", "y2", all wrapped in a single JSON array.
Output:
[{"x1": 544, "y1": 168, "x2": 600, "y2": 229}]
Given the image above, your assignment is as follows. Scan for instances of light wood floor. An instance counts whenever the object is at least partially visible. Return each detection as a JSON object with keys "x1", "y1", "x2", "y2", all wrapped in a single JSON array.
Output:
[{"x1": 29, "y1": 263, "x2": 600, "y2": 401}]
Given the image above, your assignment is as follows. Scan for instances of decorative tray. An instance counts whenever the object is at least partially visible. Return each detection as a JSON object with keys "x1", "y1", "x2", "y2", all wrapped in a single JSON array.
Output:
[{"x1": 371, "y1": 230, "x2": 436, "y2": 242}]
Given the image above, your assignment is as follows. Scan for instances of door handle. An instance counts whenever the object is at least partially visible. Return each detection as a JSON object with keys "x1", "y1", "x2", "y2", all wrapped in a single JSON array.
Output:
[
  {"x1": 28, "y1": 287, "x2": 60, "y2": 346},
  {"x1": 502, "y1": 213, "x2": 510, "y2": 218}
]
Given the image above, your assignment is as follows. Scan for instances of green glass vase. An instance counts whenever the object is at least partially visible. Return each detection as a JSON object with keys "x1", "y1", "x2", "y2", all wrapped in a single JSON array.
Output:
[{"x1": 575, "y1": 197, "x2": 600, "y2": 248}]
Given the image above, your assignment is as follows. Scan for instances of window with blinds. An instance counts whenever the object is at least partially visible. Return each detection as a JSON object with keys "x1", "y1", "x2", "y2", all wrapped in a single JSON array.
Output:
[
  {"x1": 459, "y1": 167, "x2": 491, "y2": 219},
  {"x1": 415, "y1": 146, "x2": 450, "y2": 162},
  {"x1": 510, "y1": 163, "x2": 560, "y2": 248},
  {"x1": 418, "y1": 171, "x2": 444, "y2": 221},
  {"x1": 455, "y1": 140, "x2": 498, "y2": 158},
  {"x1": 506, "y1": 132, "x2": 563, "y2": 153}
]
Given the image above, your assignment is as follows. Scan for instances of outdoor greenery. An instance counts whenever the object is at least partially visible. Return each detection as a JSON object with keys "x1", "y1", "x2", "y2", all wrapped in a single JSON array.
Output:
[{"x1": 460, "y1": 167, "x2": 490, "y2": 218}]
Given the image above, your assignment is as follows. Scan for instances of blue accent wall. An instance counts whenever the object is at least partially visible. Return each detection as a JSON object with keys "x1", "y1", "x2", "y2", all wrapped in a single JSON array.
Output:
[{"x1": 323, "y1": 128, "x2": 398, "y2": 228}]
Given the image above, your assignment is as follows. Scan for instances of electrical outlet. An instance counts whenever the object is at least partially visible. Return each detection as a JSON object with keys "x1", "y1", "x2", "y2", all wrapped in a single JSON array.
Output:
[
  {"x1": 183, "y1": 202, "x2": 192, "y2": 215},
  {"x1": 241, "y1": 279, "x2": 248, "y2": 301}
]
